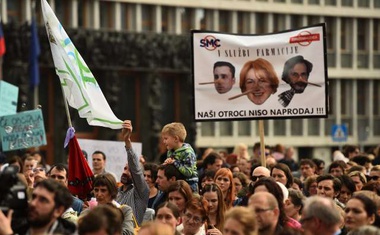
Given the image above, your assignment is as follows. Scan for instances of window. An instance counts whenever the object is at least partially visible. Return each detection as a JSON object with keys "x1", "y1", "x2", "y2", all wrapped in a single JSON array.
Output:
[
  {"x1": 357, "y1": 18, "x2": 368, "y2": 51},
  {"x1": 307, "y1": 16, "x2": 321, "y2": 25},
  {"x1": 237, "y1": 11, "x2": 250, "y2": 34},
  {"x1": 374, "y1": 81, "x2": 380, "y2": 135},
  {"x1": 273, "y1": 14, "x2": 286, "y2": 32},
  {"x1": 290, "y1": 15, "x2": 303, "y2": 30},
  {"x1": 201, "y1": 123, "x2": 215, "y2": 136},
  {"x1": 181, "y1": 8, "x2": 193, "y2": 33},
  {"x1": 325, "y1": 0, "x2": 336, "y2": 6},
  {"x1": 356, "y1": 80, "x2": 368, "y2": 115},
  {"x1": 341, "y1": 18, "x2": 353, "y2": 67},
  {"x1": 55, "y1": 0, "x2": 71, "y2": 27},
  {"x1": 219, "y1": 10, "x2": 230, "y2": 33},
  {"x1": 375, "y1": 0, "x2": 380, "y2": 8},
  {"x1": 273, "y1": 120, "x2": 286, "y2": 136},
  {"x1": 308, "y1": 0, "x2": 320, "y2": 4},
  {"x1": 341, "y1": 0, "x2": 353, "y2": 6},
  {"x1": 308, "y1": 119, "x2": 320, "y2": 136},
  {"x1": 78, "y1": 0, "x2": 92, "y2": 28},
  {"x1": 291, "y1": 119, "x2": 303, "y2": 136},
  {"x1": 142, "y1": 4, "x2": 154, "y2": 32},
  {"x1": 121, "y1": 3, "x2": 135, "y2": 31},
  {"x1": 220, "y1": 122, "x2": 233, "y2": 136},
  {"x1": 255, "y1": 13, "x2": 267, "y2": 34},
  {"x1": 358, "y1": 0, "x2": 369, "y2": 7},
  {"x1": 100, "y1": 1, "x2": 114, "y2": 29},
  {"x1": 238, "y1": 121, "x2": 251, "y2": 136},
  {"x1": 291, "y1": 0, "x2": 303, "y2": 3}
]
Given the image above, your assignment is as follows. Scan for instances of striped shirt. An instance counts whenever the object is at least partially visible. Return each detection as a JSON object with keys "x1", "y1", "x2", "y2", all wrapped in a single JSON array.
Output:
[{"x1": 116, "y1": 148, "x2": 149, "y2": 225}]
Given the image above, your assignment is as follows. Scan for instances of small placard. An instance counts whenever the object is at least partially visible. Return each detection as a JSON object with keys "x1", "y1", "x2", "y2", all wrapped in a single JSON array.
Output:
[{"x1": 0, "y1": 109, "x2": 47, "y2": 151}]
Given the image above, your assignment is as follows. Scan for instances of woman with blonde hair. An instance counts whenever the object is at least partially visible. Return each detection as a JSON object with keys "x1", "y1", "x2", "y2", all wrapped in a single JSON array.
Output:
[
  {"x1": 223, "y1": 207, "x2": 258, "y2": 235},
  {"x1": 138, "y1": 221, "x2": 175, "y2": 235},
  {"x1": 201, "y1": 183, "x2": 226, "y2": 231},
  {"x1": 214, "y1": 168, "x2": 236, "y2": 209}
]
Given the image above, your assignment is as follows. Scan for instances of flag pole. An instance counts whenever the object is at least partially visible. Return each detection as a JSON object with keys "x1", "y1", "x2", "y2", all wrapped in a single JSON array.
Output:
[
  {"x1": 61, "y1": 86, "x2": 73, "y2": 127},
  {"x1": 259, "y1": 120, "x2": 266, "y2": 167},
  {"x1": 31, "y1": 0, "x2": 39, "y2": 109}
]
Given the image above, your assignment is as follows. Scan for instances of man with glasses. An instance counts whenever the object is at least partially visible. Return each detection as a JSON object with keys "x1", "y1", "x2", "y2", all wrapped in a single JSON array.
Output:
[
  {"x1": 248, "y1": 191, "x2": 281, "y2": 235},
  {"x1": 301, "y1": 196, "x2": 341, "y2": 235}
]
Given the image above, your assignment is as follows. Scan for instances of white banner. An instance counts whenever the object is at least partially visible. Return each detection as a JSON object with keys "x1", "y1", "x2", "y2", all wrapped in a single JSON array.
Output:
[
  {"x1": 41, "y1": 0, "x2": 123, "y2": 129},
  {"x1": 192, "y1": 24, "x2": 328, "y2": 121}
]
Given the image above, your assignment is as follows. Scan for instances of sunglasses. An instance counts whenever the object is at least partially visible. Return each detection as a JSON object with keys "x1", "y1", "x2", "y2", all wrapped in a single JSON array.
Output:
[{"x1": 251, "y1": 175, "x2": 266, "y2": 181}]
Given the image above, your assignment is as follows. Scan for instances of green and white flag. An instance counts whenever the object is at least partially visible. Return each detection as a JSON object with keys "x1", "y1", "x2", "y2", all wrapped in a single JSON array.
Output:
[{"x1": 41, "y1": 0, "x2": 123, "y2": 129}]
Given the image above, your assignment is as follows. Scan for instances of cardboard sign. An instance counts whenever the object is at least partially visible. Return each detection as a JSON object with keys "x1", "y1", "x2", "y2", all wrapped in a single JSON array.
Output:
[
  {"x1": 0, "y1": 109, "x2": 47, "y2": 151},
  {"x1": 77, "y1": 139, "x2": 142, "y2": 181}
]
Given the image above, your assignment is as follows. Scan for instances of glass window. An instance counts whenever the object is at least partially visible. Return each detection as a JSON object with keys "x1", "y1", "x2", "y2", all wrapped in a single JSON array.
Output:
[
  {"x1": 373, "y1": 19, "x2": 380, "y2": 51},
  {"x1": 7, "y1": 0, "x2": 22, "y2": 24},
  {"x1": 342, "y1": 0, "x2": 353, "y2": 6},
  {"x1": 328, "y1": 80, "x2": 335, "y2": 115},
  {"x1": 121, "y1": 3, "x2": 135, "y2": 31},
  {"x1": 161, "y1": 6, "x2": 170, "y2": 32},
  {"x1": 200, "y1": 9, "x2": 213, "y2": 30},
  {"x1": 255, "y1": 13, "x2": 267, "y2": 34},
  {"x1": 100, "y1": 1, "x2": 114, "y2": 29},
  {"x1": 357, "y1": 18, "x2": 368, "y2": 51},
  {"x1": 308, "y1": 119, "x2": 320, "y2": 136},
  {"x1": 290, "y1": 15, "x2": 303, "y2": 30},
  {"x1": 307, "y1": 16, "x2": 321, "y2": 25},
  {"x1": 325, "y1": 118, "x2": 335, "y2": 136},
  {"x1": 273, "y1": 120, "x2": 286, "y2": 136},
  {"x1": 358, "y1": 0, "x2": 369, "y2": 7},
  {"x1": 374, "y1": 80, "x2": 380, "y2": 116},
  {"x1": 291, "y1": 0, "x2": 303, "y2": 3},
  {"x1": 201, "y1": 122, "x2": 215, "y2": 136},
  {"x1": 238, "y1": 121, "x2": 251, "y2": 136},
  {"x1": 325, "y1": 17, "x2": 335, "y2": 50},
  {"x1": 273, "y1": 14, "x2": 286, "y2": 32},
  {"x1": 181, "y1": 8, "x2": 193, "y2": 33},
  {"x1": 142, "y1": 4, "x2": 154, "y2": 32},
  {"x1": 194, "y1": 9, "x2": 205, "y2": 31},
  {"x1": 237, "y1": 12, "x2": 250, "y2": 34},
  {"x1": 291, "y1": 119, "x2": 303, "y2": 136},
  {"x1": 219, "y1": 10, "x2": 230, "y2": 33},
  {"x1": 341, "y1": 80, "x2": 352, "y2": 116},
  {"x1": 325, "y1": 0, "x2": 336, "y2": 6},
  {"x1": 308, "y1": 0, "x2": 320, "y2": 4},
  {"x1": 55, "y1": 0, "x2": 71, "y2": 26},
  {"x1": 78, "y1": 0, "x2": 92, "y2": 28},
  {"x1": 375, "y1": 0, "x2": 380, "y2": 8},
  {"x1": 356, "y1": 80, "x2": 368, "y2": 115},
  {"x1": 220, "y1": 122, "x2": 233, "y2": 136}
]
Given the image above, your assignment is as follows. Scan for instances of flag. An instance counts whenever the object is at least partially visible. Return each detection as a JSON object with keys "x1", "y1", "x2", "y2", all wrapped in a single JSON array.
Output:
[
  {"x1": 41, "y1": 0, "x2": 123, "y2": 129},
  {"x1": 0, "y1": 21, "x2": 5, "y2": 56},
  {"x1": 29, "y1": 17, "x2": 41, "y2": 89},
  {"x1": 65, "y1": 127, "x2": 94, "y2": 199}
]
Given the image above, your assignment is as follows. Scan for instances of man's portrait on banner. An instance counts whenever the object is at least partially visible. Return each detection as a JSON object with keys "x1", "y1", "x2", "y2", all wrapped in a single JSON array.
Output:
[{"x1": 213, "y1": 61, "x2": 236, "y2": 94}]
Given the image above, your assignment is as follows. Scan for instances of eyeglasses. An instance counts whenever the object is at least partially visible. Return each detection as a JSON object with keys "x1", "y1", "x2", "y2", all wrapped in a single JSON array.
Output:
[
  {"x1": 254, "y1": 207, "x2": 273, "y2": 214},
  {"x1": 251, "y1": 175, "x2": 266, "y2": 181},
  {"x1": 184, "y1": 213, "x2": 203, "y2": 224}
]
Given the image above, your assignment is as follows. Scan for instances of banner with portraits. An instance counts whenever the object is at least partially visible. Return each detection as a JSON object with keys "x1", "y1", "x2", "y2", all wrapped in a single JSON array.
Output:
[{"x1": 191, "y1": 24, "x2": 328, "y2": 121}]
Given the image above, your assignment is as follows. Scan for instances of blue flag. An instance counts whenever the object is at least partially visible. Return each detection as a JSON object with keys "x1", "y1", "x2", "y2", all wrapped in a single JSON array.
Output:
[{"x1": 29, "y1": 17, "x2": 40, "y2": 90}]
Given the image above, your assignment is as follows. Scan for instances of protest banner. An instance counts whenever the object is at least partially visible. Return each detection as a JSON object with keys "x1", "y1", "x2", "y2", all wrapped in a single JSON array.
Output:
[
  {"x1": 0, "y1": 109, "x2": 47, "y2": 151},
  {"x1": 0, "y1": 80, "x2": 18, "y2": 116},
  {"x1": 78, "y1": 139, "x2": 142, "y2": 181},
  {"x1": 192, "y1": 24, "x2": 328, "y2": 121}
]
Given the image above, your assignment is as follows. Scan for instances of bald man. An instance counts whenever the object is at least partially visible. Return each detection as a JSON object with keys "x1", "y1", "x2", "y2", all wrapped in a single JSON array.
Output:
[
  {"x1": 248, "y1": 192, "x2": 281, "y2": 235},
  {"x1": 251, "y1": 166, "x2": 270, "y2": 182}
]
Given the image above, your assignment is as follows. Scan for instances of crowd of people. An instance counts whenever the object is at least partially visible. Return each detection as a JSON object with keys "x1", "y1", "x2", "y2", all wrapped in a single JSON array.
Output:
[{"x1": 0, "y1": 120, "x2": 380, "y2": 235}]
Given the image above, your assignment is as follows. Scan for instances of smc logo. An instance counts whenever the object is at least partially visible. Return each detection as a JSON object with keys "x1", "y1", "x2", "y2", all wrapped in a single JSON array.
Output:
[{"x1": 199, "y1": 35, "x2": 221, "y2": 51}]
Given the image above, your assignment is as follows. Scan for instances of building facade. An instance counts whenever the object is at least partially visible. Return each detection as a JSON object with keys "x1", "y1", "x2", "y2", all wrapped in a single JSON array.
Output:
[{"x1": 1, "y1": 0, "x2": 380, "y2": 163}]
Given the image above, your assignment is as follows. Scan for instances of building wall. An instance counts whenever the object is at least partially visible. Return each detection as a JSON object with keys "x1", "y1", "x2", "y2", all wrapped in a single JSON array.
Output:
[{"x1": 2, "y1": 0, "x2": 380, "y2": 161}]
